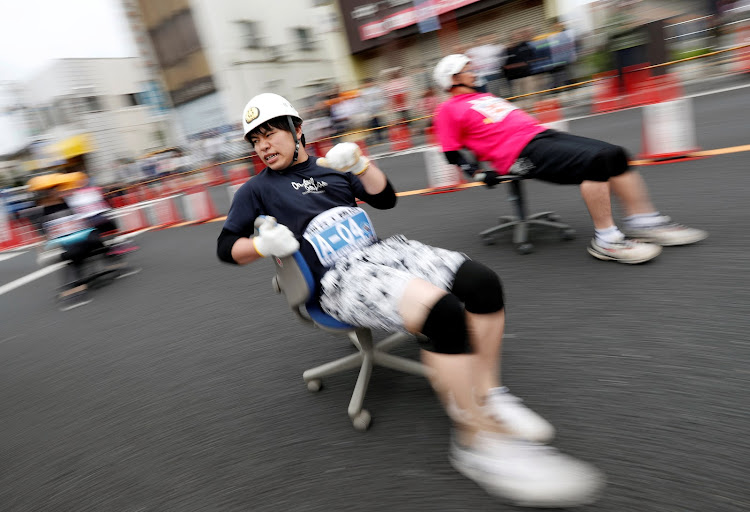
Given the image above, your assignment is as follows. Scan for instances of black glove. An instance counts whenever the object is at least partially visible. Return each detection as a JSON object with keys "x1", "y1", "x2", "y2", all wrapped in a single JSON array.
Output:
[
  {"x1": 459, "y1": 163, "x2": 479, "y2": 180},
  {"x1": 474, "y1": 170, "x2": 502, "y2": 188}
]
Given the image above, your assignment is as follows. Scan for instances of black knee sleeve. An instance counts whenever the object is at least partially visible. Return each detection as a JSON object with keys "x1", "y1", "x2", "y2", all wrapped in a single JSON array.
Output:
[
  {"x1": 450, "y1": 260, "x2": 504, "y2": 314},
  {"x1": 420, "y1": 293, "x2": 470, "y2": 354}
]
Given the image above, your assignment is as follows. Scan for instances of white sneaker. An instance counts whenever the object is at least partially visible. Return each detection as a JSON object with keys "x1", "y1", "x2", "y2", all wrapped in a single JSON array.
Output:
[
  {"x1": 624, "y1": 216, "x2": 708, "y2": 246},
  {"x1": 588, "y1": 235, "x2": 662, "y2": 264},
  {"x1": 450, "y1": 431, "x2": 605, "y2": 508},
  {"x1": 480, "y1": 387, "x2": 555, "y2": 443}
]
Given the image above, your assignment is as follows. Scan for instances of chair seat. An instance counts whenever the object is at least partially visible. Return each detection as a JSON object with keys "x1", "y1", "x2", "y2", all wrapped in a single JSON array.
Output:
[{"x1": 305, "y1": 301, "x2": 355, "y2": 331}]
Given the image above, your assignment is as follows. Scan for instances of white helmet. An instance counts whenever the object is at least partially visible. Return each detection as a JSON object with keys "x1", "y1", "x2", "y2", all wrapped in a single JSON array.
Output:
[
  {"x1": 241, "y1": 93, "x2": 301, "y2": 141},
  {"x1": 433, "y1": 54, "x2": 471, "y2": 91}
]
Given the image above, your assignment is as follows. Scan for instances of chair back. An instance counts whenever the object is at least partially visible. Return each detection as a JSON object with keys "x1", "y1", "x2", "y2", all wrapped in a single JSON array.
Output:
[
  {"x1": 271, "y1": 252, "x2": 315, "y2": 309},
  {"x1": 253, "y1": 216, "x2": 314, "y2": 309}
]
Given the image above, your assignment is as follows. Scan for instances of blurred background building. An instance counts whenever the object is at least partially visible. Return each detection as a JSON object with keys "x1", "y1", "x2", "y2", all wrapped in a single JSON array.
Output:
[
  {"x1": 337, "y1": 0, "x2": 710, "y2": 80},
  {"x1": 11, "y1": 58, "x2": 175, "y2": 184},
  {"x1": 128, "y1": 0, "x2": 355, "y2": 136}
]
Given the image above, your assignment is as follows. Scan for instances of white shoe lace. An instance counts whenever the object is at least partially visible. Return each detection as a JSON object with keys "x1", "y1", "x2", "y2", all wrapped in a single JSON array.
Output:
[
  {"x1": 595, "y1": 235, "x2": 644, "y2": 250},
  {"x1": 483, "y1": 387, "x2": 543, "y2": 428}
]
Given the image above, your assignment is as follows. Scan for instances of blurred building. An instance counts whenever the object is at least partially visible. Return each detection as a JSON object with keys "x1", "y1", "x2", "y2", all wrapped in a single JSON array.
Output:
[
  {"x1": 339, "y1": 0, "x2": 552, "y2": 81},
  {"x1": 127, "y1": 0, "x2": 351, "y2": 136},
  {"x1": 0, "y1": 83, "x2": 31, "y2": 156},
  {"x1": 15, "y1": 58, "x2": 175, "y2": 184},
  {"x1": 337, "y1": 0, "x2": 713, "y2": 81},
  {"x1": 0, "y1": 82, "x2": 32, "y2": 185}
]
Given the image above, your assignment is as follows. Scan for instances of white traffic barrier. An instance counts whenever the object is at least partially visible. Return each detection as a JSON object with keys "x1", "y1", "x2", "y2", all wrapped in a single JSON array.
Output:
[
  {"x1": 112, "y1": 206, "x2": 150, "y2": 233},
  {"x1": 424, "y1": 147, "x2": 463, "y2": 189},
  {"x1": 228, "y1": 184, "x2": 242, "y2": 204},
  {"x1": 146, "y1": 196, "x2": 183, "y2": 227},
  {"x1": 640, "y1": 98, "x2": 699, "y2": 161},
  {"x1": 182, "y1": 186, "x2": 218, "y2": 223}
]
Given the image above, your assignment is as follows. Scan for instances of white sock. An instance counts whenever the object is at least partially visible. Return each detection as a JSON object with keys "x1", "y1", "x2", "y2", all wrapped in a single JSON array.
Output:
[
  {"x1": 594, "y1": 226, "x2": 624, "y2": 244},
  {"x1": 623, "y1": 212, "x2": 666, "y2": 228}
]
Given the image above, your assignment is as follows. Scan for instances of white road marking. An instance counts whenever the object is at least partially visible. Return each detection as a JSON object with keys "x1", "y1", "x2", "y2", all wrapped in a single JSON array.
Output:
[
  {"x1": 0, "y1": 251, "x2": 27, "y2": 262},
  {"x1": 0, "y1": 262, "x2": 66, "y2": 297},
  {"x1": 0, "y1": 232, "x2": 143, "y2": 297}
]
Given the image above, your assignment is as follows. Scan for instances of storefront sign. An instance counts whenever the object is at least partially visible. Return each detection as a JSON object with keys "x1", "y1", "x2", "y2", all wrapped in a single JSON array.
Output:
[{"x1": 358, "y1": 0, "x2": 480, "y2": 40}]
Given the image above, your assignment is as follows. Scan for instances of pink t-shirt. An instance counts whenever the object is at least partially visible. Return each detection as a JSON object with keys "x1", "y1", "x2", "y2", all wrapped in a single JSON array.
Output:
[{"x1": 435, "y1": 93, "x2": 546, "y2": 174}]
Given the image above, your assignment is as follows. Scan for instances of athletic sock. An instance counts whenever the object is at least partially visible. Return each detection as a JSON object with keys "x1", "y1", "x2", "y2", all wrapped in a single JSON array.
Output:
[
  {"x1": 623, "y1": 212, "x2": 667, "y2": 229},
  {"x1": 594, "y1": 226, "x2": 625, "y2": 244}
]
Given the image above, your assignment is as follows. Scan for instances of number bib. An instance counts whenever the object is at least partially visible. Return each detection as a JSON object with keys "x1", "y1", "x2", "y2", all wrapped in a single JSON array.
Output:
[
  {"x1": 468, "y1": 96, "x2": 517, "y2": 123},
  {"x1": 303, "y1": 206, "x2": 377, "y2": 267},
  {"x1": 66, "y1": 187, "x2": 110, "y2": 216},
  {"x1": 44, "y1": 214, "x2": 88, "y2": 239}
]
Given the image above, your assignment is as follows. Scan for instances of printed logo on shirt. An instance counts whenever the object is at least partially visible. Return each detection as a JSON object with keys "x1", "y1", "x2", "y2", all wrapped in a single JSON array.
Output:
[
  {"x1": 291, "y1": 177, "x2": 328, "y2": 194},
  {"x1": 468, "y1": 96, "x2": 517, "y2": 124}
]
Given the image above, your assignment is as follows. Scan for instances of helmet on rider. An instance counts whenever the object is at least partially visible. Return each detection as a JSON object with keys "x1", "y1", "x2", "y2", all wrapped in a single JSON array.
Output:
[
  {"x1": 433, "y1": 54, "x2": 474, "y2": 92},
  {"x1": 242, "y1": 93, "x2": 304, "y2": 164}
]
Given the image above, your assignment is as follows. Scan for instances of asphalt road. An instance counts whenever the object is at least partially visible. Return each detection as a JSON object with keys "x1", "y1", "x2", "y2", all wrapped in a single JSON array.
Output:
[{"x1": 1, "y1": 89, "x2": 749, "y2": 512}]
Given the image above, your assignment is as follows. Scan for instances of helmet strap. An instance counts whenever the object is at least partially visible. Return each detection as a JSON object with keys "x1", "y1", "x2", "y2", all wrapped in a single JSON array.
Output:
[
  {"x1": 287, "y1": 115, "x2": 300, "y2": 163},
  {"x1": 450, "y1": 83, "x2": 478, "y2": 92}
]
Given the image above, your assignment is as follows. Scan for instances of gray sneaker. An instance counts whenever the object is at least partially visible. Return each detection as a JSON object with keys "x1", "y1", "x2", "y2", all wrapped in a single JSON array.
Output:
[
  {"x1": 624, "y1": 216, "x2": 708, "y2": 246},
  {"x1": 588, "y1": 236, "x2": 662, "y2": 264}
]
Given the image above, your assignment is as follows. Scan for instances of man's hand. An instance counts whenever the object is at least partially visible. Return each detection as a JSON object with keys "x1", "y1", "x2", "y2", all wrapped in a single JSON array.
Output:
[
  {"x1": 473, "y1": 170, "x2": 503, "y2": 189},
  {"x1": 317, "y1": 142, "x2": 369, "y2": 175},
  {"x1": 253, "y1": 217, "x2": 299, "y2": 258}
]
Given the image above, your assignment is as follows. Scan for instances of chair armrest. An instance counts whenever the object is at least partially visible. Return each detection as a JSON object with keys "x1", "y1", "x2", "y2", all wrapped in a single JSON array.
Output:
[{"x1": 292, "y1": 305, "x2": 314, "y2": 326}]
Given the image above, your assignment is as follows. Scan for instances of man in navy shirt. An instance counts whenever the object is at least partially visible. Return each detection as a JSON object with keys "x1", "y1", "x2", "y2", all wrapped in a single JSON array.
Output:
[{"x1": 217, "y1": 93, "x2": 603, "y2": 507}]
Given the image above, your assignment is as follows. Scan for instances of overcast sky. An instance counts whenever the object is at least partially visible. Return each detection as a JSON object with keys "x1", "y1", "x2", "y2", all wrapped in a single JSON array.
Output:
[{"x1": 0, "y1": 0, "x2": 136, "y2": 81}]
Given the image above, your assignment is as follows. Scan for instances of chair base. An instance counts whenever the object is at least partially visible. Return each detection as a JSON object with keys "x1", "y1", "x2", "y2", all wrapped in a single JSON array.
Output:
[
  {"x1": 479, "y1": 211, "x2": 576, "y2": 254},
  {"x1": 302, "y1": 329, "x2": 427, "y2": 431}
]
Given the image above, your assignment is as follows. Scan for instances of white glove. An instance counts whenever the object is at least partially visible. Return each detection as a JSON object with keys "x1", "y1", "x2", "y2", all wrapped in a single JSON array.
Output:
[
  {"x1": 317, "y1": 142, "x2": 369, "y2": 175},
  {"x1": 253, "y1": 216, "x2": 300, "y2": 258}
]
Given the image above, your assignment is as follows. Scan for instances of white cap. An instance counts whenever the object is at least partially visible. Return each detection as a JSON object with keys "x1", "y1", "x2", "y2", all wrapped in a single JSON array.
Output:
[{"x1": 433, "y1": 54, "x2": 471, "y2": 91}]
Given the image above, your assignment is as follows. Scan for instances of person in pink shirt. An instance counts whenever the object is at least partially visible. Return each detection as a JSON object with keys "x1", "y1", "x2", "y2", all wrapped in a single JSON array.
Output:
[{"x1": 433, "y1": 54, "x2": 707, "y2": 264}]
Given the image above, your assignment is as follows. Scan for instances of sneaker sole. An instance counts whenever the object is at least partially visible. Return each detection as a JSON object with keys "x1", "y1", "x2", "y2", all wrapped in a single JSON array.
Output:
[
  {"x1": 625, "y1": 232, "x2": 708, "y2": 247},
  {"x1": 587, "y1": 246, "x2": 662, "y2": 264},
  {"x1": 449, "y1": 454, "x2": 602, "y2": 508}
]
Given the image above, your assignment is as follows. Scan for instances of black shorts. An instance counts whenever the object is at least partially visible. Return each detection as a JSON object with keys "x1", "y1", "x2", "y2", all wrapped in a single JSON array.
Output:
[{"x1": 513, "y1": 130, "x2": 630, "y2": 185}]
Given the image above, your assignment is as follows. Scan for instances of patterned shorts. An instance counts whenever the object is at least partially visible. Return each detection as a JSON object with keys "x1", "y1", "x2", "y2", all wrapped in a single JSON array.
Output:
[{"x1": 319, "y1": 235, "x2": 468, "y2": 331}]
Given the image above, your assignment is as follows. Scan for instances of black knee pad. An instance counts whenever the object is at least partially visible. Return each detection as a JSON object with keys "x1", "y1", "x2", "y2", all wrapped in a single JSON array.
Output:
[
  {"x1": 420, "y1": 293, "x2": 470, "y2": 354},
  {"x1": 450, "y1": 260, "x2": 504, "y2": 314}
]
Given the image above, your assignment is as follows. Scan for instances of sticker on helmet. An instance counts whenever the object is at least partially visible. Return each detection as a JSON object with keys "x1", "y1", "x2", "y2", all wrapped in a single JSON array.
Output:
[{"x1": 245, "y1": 106, "x2": 260, "y2": 124}]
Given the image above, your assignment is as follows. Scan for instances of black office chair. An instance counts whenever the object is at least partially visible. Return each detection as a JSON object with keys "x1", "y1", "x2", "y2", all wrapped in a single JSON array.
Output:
[{"x1": 463, "y1": 152, "x2": 576, "y2": 254}]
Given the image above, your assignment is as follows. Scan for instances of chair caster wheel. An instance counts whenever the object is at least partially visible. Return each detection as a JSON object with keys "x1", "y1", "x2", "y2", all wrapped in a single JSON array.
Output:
[
  {"x1": 306, "y1": 379, "x2": 322, "y2": 392},
  {"x1": 561, "y1": 228, "x2": 576, "y2": 241},
  {"x1": 352, "y1": 409, "x2": 371, "y2": 431},
  {"x1": 517, "y1": 243, "x2": 534, "y2": 255},
  {"x1": 481, "y1": 235, "x2": 495, "y2": 246}
]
